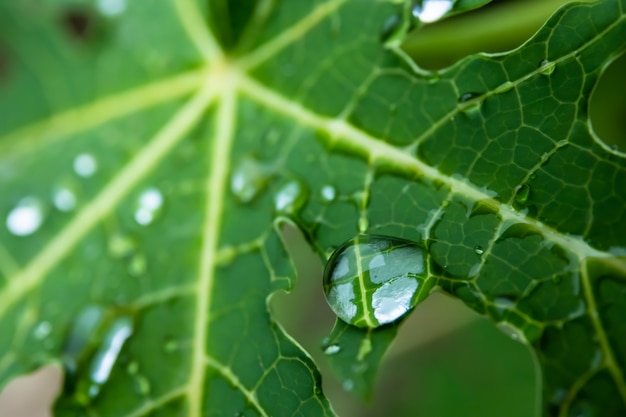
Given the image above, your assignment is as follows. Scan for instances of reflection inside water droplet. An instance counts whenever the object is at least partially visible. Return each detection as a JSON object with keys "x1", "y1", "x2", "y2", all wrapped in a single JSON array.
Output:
[
  {"x1": 323, "y1": 235, "x2": 432, "y2": 328},
  {"x1": 6, "y1": 197, "x2": 45, "y2": 236},
  {"x1": 73, "y1": 153, "x2": 97, "y2": 178},
  {"x1": 474, "y1": 245, "x2": 484, "y2": 255},
  {"x1": 412, "y1": 0, "x2": 453, "y2": 23}
]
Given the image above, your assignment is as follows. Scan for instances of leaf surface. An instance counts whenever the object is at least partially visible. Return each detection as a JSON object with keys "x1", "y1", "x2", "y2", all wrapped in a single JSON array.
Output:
[{"x1": 0, "y1": 0, "x2": 625, "y2": 416}]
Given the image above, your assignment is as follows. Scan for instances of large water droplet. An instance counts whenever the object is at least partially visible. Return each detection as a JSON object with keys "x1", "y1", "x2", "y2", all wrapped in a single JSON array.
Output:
[
  {"x1": 230, "y1": 156, "x2": 273, "y2": 203},
  {"x1": 73, "y1": 153, "x2": 97, "y2": 178},
  {"x1": 412, "y1": 0, "x2": 453, "y2": 23},
  {"x1": 538, "y1": 59, "x2": 556, "y2": 75},
  {"x1": 53, "y1": 188, "x2": 77, "y2": 212},
  {"x1": 274, "y1": 179, "x2": 308, "y2": 214},
  {"x1": 515, "y1": 184, "x2": 530, "y2": 204},
  {"x1": 134, "y1": 187, "x2": 163, "y2": 226},
  {"x1": 323, "y1": 235, "x2": 431, "y2": 328},
  {"x1": 81, "y1": 315, "x2": 134, "y2": 400},
  {"x1": 6, "y1": 197, "x2": 45, "y2": 236}
]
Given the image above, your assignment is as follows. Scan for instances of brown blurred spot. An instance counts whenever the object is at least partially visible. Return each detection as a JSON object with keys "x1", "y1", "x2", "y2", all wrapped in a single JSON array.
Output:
[
  {"x1": 61, "y1": 9, "x2": 93, "y2": 39},
  {"x1": 0, "y1": 365, "x2": 62, "y2": 417}
]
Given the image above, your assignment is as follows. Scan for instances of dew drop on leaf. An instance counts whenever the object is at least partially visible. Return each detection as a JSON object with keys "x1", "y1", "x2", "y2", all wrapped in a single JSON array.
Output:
[
  {"x1": 457, "y1": 92, "x2": 482, "y2": 118},
  {"x1": 134, "y1": 187, "x2": 164, "y2": 226},
  {"x1": 323, "y1": 235, "x2": 432, "y2": 328},
  {"x1": 473, "y1": 245, "x2": 484, "y2": 255},
  {"x1": 53, "y1": 187, "x2": 77, "y2": 212},
  {"x1": 73, "y1": 153, "x2": 98, "y2": 178},
  {"x1": 230, "y1": 156, "x2": 273, "y2": 203},
  {"x1": 539, "y1": 59, "x2": 556, "y2": 75},
  {"x1": 62, "y1": 305, "x2": 106, "y2": 381},
  {"x1": 412, "y1": 0, "x2": 454, "y2": 23},
  {"x1": 78, "y1": 315, "x2": 134, "y2": 401},
  {"x1": 33, "y1": 321, "x2": 52, "y2": 340},
  {"x1": 496, "y1": 322, "x2": 526, "y2": 344},
  {"x1": 320, "y1": 185, "x2": 336, "y2": 202},
  {"x1": 6, "y1": 197, "x2": 45, "y2": 236},
  {"x1": 323, "y1": 344, "x2": 341, "y2": 355},
  {"x1": 274, "y1": 179, "x2": 308, "y2": 214},
  {"x1": 380, "y1": 12, "x2": 403, "y2": 43},
  {"x1": 515, "y1": 184, "x2": 531, "y2": 204}
]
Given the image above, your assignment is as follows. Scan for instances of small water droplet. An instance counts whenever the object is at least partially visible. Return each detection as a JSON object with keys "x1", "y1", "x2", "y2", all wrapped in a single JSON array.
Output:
[
  {"x1": 496, "y1": 322, "x2": 526, "y2": 343},
  {"x1": 538, "y1": 59, "x2": 556, "y2": 75},
  {"x1": 323, "y1": 235, "x2": 432, "y2": 328},
  {"x1": 33, "y1": 321, "x2": 52, "y2": 340},
  {"x1": 380, "y1": 12, "x2": 411, "y2": 45},
  {"x1": 357, "y1": 217, "x2": 369, "y2": 233},
  {"x1": 6, "y1": 197, "x2": 45, "y2": 236},
  {"x1": 320, "y1": 185, "x2": 336, "y2": 202},
  {"x1": 473, "y1": 245, "x2": 484, "y2": 255},
  {"x1": 515, "y1": 184, "x2": 530, "y2": 204},
  {"x1": 53, "y1": 188, "x2": 77, "y2": 212},
  {"x1": 412, "y1": 0, "x2": 453, "y2": 23},
  {"x1": 96, "y1": 0, "x2": 126, "y2": 17},
  {"x1": 529, "y1": 172, "x2": 537, "y2": 180},
  {"x1": 230, "y1": 156, "x2": 274, "y2": 203},
  {"x1": 274, "y1": 179, "x2": 308, "y2": 214},
  {"x1": 458, "y1": 92, "x2": 482, "y2": 118},
  {"x1": 73, "y1": 153, "x2": 97, "y2": 178},
  {"x1": 323, "y1": 344, "x2": 341, "y2": 355},
  {"x1": 134, "y1": 187, "x2": 163, "y2": 226},
  {"x1": 494, "y1": 81, "x2": 514, "y2": 94}
]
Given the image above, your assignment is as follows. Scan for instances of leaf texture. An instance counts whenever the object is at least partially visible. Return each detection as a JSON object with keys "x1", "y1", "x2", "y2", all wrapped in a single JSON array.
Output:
[{"x1": 0, "y1": 0, "x2": 625, "y2": 416}]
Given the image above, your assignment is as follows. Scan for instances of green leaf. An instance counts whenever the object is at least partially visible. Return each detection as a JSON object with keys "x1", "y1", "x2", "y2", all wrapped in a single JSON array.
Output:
[{"x1": 0, "y1": 0, "x2": 625, "y2": 416}]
